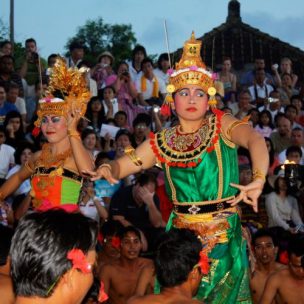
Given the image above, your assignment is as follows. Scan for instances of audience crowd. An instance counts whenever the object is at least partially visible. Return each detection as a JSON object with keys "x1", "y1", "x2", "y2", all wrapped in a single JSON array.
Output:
[{"x1": 0, "y1": 37, "x2": 304, "y2": 303}]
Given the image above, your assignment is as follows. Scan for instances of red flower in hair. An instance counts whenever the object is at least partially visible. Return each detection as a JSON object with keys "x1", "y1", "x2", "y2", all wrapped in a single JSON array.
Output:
[
  {"x1": 97, "y1": 232, "x2": 104, "y2": 244},
  {"x1": 198, "y1": 251, "x2": 210, "y2": 275},
  {"x1": 32, "y1": 126, "x2": 40, "y2": 137},
  {"x1": 279, "y1": 250, "x2": 289, "y2": 265},
  {"x1": 98, "y1": 281, "x2": 109, "y2": 303},
  {"x1": 67, "y1": 249, "x2": 92, "y2": 274},
  {"x1": 111, "y1": 236, "x2": 121, "y2": 249}
]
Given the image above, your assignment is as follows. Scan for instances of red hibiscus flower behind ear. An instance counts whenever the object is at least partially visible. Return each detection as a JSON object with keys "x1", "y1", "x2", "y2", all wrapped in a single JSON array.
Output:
[
  {"x1": 67, "y1": 249, "x2": 92, "y2": 274},
  {"x1": 111, "y1": 236, "x2": 121, "y2": 249},
  {"x1": 32, "y1": 126, "x2": 40, "y2": 137}
]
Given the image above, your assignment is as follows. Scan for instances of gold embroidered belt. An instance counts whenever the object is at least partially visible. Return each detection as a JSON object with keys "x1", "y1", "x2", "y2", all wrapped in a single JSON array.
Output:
[{"x1": 173, "y1": 196, "x2": 235, "y2": 215}]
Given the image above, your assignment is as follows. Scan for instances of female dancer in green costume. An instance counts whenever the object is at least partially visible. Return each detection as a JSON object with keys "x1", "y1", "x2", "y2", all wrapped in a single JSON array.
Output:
[{"x1": 84, "y1": 33, "x2": 269, "y2": 303}]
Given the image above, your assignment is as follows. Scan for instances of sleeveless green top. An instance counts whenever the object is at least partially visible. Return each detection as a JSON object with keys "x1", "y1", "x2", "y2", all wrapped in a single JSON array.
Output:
[{"x1": 150, "y1": 110, "x2": 239, "y2": 203}]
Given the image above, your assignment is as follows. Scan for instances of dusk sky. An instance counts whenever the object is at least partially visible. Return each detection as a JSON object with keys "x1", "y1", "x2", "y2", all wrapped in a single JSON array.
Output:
[{"x1": 1, "y1": 0, "x2": 304, "y2": 59}]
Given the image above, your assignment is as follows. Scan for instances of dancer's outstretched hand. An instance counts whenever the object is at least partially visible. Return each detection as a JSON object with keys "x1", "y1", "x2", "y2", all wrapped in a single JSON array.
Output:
[
  {"x1": 228, "y1": 180, "x2": 264, "y2": 213},
  {"x1": 82, "y1": 165, "x2": 119, "y2": 185}
]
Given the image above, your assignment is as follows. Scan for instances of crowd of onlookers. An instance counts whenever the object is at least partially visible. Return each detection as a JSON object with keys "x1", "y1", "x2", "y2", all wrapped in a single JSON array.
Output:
[{"x1": 0, "y1": 37, "x2": 304, "y2": 303}]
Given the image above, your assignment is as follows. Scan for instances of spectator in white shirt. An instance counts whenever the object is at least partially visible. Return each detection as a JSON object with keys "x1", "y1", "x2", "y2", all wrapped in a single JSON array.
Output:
[
  {"x1": 154, "y1": 53, "x2": 170, "y2": 85},
  {"x1": 136, "y1": 58, "x2": 166, "y2": 107},
  {"x1": 79, "y1": 181, "x2": 108, "y2": 224},
  {"x1": 266, "y1": 173, "x2": 303, "y2": 233},
  {"x1": 0, "y1": 126, "x2": 15, "y2": 185},
  {"x1": 248, "y1": 69, "x2": 273, "y2": 107}
]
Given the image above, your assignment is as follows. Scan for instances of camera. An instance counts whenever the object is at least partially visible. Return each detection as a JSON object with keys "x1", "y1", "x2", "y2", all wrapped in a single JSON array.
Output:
[
  {"x1": 267, "y1": 97, "x2": 279, "y2": 103},
  {"x1": 122, "y1": 71, "x2": 129, "y2": 77},
  {"x1": 31, "y1": 52, "x2": 39, "y2": 61}
]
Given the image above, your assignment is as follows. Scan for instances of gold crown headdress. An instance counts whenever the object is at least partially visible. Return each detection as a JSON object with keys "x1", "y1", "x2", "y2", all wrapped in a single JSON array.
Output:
[
  {"x1": 160, "y1": 32, "x2": 217, "y2": 116},
  {"x1": 33, "y1": 57, "x2": 91, "y2": 136}
]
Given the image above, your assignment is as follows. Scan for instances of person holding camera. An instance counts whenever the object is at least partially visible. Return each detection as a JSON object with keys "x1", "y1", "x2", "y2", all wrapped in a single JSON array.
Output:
[
  {"x1": 15, "y1": 38, "x2": 46, "y2": 98},
  {"x1": 113, "y1": 61, "x2": 144, "y2": 128}
]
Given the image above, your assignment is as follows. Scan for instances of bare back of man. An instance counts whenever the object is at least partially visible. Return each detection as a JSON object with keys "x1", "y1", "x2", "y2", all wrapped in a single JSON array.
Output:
[
  {"x1": 0, "y1": 273, "x2": 14, "y2": 304},
  {"x1": 127, "y1": 293, "x2": 203, "y2": 304},
  {"x1": 250, "y1": 262, "x2": 285, "y2": 303},
  {"x1": 101, "y1": 257, "x2": 152, "y2": 304},
  {"x1": 260, "y1": 268, "x2": 304, "y2": 304}
]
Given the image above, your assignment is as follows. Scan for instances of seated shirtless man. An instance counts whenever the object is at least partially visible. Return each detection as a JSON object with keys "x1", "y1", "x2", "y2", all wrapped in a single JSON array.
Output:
[
  {"x1": 99, "y1": 226, "x2": 152, "y2": 304},
  {"x1": 127, "y1": 228, "x2": 204, "y2": 304},
  {"x1": 260, "y1": 235, "x2": 304, "y2": 304},
  {"x1": 250, "y1": 229, "x2": 285, "y2": 303}
]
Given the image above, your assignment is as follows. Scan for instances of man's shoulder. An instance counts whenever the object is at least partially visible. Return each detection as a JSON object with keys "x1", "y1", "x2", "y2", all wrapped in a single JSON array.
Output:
[{"x1": 0, "y1": 143, "x2": 15, "y2": 154}]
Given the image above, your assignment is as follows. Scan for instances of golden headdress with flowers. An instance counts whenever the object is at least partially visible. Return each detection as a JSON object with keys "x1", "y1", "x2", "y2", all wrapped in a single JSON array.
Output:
[
  {"x1": 161, "y1": 32, "x2": 217, "y2": 116},
  {"x1": 33, "y1": 57, "x2": 91, "y2": 136}
]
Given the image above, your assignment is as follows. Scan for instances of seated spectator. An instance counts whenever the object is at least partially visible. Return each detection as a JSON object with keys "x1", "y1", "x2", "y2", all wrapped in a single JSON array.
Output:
[
  {"x1": 270, "y1": 114, "x2": 292, "y2": 154},
  {"x1": 100, "y1": 226, "x2": 153, "y2": 304},
  {"x1": 153, "y1": 53, "x2": 170, "y2": 85},
  {"x1": 0, "y1": 55, "x2": 24, "y2": 96},
  {"x1": 127, "y1": 229, "x2": 203, "y2": 304},
  {"x1": 265, "y1": 172, "x2": 303, "y2": 233},
  {"x1": 274, "y1": 57, "x2": 298, "y2": 89},
  {"x1": 248, "y1": 69, "x2": 273, "y2": 107},
  {"x1": 85, "y1": 96, "x2": 107, "y2": 134},
  {"x1": 6, "y1": 82, "x2": 27, "y2": 125},
  {"x1": 0, "y1": 84, "x2": 18, "y2": 125},
  {"x1": 250, "y1": 229, "x2": 285, "y2": 304},
  {"x1": 102, "y1": 85, "x2": 121, "y2": 118},
  {"x1": 248, "y1": 108, "x2": 260, "y2": 128},
  {"x1": 114, "y1": 111, "x2": 129, "y2": 129},
  {"x1": 218, "y1": 56, "x2": 237, "y2": 103},
  {"x1": 285, "y1": 104, "x2": 303, "y2": 130},
  {"x1": 131, "y1": 113, "x2": 151, "y2": 148},
  {"x1": 0, "y1": 40, "x2": 13, "y2": 56},
  {"x1": 230, "y1": 89, "x2": 254, "y2": 119},
  {"x1": 79, "y1": 180, "x2": 108, "y2": 224},
  {"x1": 258, "y1": 90, "x2": 285, "y2": 122},
  {"x1": 254, "y1": 110, "x2": 274, "y2": 138},
  {"x1": 277, "y1": 73, "x2": 299, "y2": 106},
  {"x1": 290, "y1": 95, "x2": 304, "y2": 127},
  {"x1": 10, "y1": 209, "x2": 98, "y2": 304},
  {"x1": 0, "y1": 126, "x2": 15, "y2": 185},
  {"x1": 109, "y1": 172, "x2": 163, "y2": 251},
  {"x1": 81, "y1": 128, "x2": 100, "y2": 158},
  {"x1": 66, "y1": 40, "x2": 84, "y2": 68},
  {"x1": 278, "y1": 128, "x2": 304, "y2": 165},
  {"x1": 113, "y1": 61, "x2": 143, "y2": 128},
  {"x1": 0, "y1": 224, "x2": 14, "y2": 304},
  {"x1": 97, "y1": 221, "x2": 122, "y2": 275},
  {"x1": 265, "y1": 137, "x2": 280, "y2": 176},
  {"x1": 15, "y1": 38, "x2": 46, "y2": 98},
  {"x1": 127, "y1": 45, "x2": 147, "y2": 83},
  {"x1": 3, "y1": 111, "x2": 25, "y2": 149},
  {"x1": 260, "y1": 235, "x2": 304, "y2": 303},
  {"x1": 5, "y1": 142, "x2": 34, "y2": 205},
  {"x1": 241, "y1": 58, "x2": 274, "y2": 87},
  {"x1": 25, "y1": 80, "x2": 47, "y2": 123},
  {"x1": 91, "y1": 51, "x2": 116, "y2": 89},
  {"x1": 77, "y1": 60, "x2": 98, "y2": 97},
  {"x1": 136, "y1": 58, "x2": 166, "y2": 107}
]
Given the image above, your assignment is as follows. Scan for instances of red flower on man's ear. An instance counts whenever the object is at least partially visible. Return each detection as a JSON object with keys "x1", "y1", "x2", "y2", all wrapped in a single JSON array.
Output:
[
  {"x1": 111, "y1": 236, "x2": 121, "y2": 249},
  {"x1": 67, "y1": 249, "x2": 92, "y2": 274}
]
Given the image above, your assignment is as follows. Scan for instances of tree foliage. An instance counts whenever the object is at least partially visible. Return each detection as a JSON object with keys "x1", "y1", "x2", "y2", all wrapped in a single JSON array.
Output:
[
  {"x1": 65, "y1": 18, "x2": 137, "y2": 67},
  {"x1": 0, "y1": 18, "x2": 25, "y2": 59}
]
